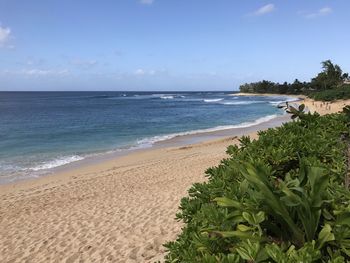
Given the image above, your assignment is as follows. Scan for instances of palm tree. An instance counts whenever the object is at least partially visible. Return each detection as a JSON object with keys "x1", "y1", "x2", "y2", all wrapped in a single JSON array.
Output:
[{"x1": 312, "y1": 60, "x2": 344, "y2": 89}]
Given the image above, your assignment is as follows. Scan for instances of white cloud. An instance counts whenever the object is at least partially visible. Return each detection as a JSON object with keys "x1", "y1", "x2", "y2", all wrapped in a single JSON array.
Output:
[
  {"x1": 2, "y1": 69, "x2": 69, "y2": 77},
  {"x1": 22, "y1": 57, "x2": 46, "y2": 66},
  {"x1": 133, "y1": 69, "x2": 162, "y2": 76},
  {"x1": 303, "y1": 7, "x2": 332, "y2": 19},
  {"x1": 319, "y1": 7, "x2": 332, "y2": 15},
  {"x1": 20, "y1": 69, "x2": 69, "y2": 76},
  {"x1": 139, "y1": 0, "x2": 154, "y2": 5},
  {"x1": 24, "y1": 69, "x2": 69, "y2": 76},
  {"x1": 0, "y1": 24, "x2": 11, "y2": 47},
  {"x1": 252, "y1": 4, "x2": 275, "y2": 16},
  {"x1": 134, "y1": 69, "x2": 146, "y2": 75}
]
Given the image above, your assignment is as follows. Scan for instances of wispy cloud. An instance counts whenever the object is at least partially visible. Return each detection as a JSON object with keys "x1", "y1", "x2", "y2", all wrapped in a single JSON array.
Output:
[
  {"x1": 0, "y1": 24, "x2": 12, "y2": 48},
  {"x1": 139, "y1": 0, "x2": 154, "y2": 5},
  {"x1": 22, "y1": 69, "x2": 70, "y2": 76},
  {"x1": 302, "y1": 7, "x2": 332, "y2": 19},
  {"x1": 2, "y1": 69, "x2": 70, "y2": 76},
  {"x1": 251, "y1": 4, "x2": 275, "y2": 16},
  {"x1": 134, "y1": 69, "x2": 156, "y2": 75},
  {"x1": 19, "y1": 57, "x2": 46, "y2": 67}
]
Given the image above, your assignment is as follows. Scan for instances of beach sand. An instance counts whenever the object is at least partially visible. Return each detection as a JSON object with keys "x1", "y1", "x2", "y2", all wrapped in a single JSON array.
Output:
[
  {"x1": 300, "y1": 97, "x2": 350, "y2": 115},
  {"x1": 1, "y1": 137, "x2": 233, "y2": 263},
  {"x1": 1, "y1": 93, "x2": 347, "y2": 263},
  {"x1": 235, "y1": 92, "x2": 349, "y2": 115},
  {"x1": 0, "y1": 116, "x2": 288, "y2": 263}
]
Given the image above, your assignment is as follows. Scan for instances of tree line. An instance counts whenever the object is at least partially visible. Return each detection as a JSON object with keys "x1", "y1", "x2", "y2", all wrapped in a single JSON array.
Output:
[{"x1": 239, "y1": 60, "x2": 350, "y2": 95}]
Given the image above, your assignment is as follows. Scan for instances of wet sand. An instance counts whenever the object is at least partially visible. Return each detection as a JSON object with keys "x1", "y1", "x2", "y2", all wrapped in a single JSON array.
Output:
[
  {"x1": 2, "y1": 92, "x2": 347, "y2": 263},
  {"x1": 0, "y1": 114, "x2": 289, "y2": 263}
]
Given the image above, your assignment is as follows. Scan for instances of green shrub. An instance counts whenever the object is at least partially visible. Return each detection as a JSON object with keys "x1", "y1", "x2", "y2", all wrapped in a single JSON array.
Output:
[
  {"x1": 309, "y1": 85, "x2": 350, "y2": 101},
  {"x1": 164, "y1": 111, "x2": 350, "y2": 262}
]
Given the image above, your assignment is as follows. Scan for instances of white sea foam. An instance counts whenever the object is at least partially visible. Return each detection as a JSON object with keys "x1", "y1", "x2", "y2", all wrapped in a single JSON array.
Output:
[
  {"x1": 28, "y1": 155, "x2": 84, "y2": 171},
  {"x1": 160, "y1": 95, "x2": 174, "y2": 99},
  {"x1": 221, "y1": 101, "x2": 263, "y2": 105},
  {"x1": 3, "y1": 113, "x2": 280, "y2": 179},
  {"x1": 268, "y1": 97, "x2": 300, "y2": 105},
  {"x1": 136, "y1": 114, "x2": 278, "y2": 147},
  {"x1": 203, "y1": 98, "x2": 224, "y2": 102}
]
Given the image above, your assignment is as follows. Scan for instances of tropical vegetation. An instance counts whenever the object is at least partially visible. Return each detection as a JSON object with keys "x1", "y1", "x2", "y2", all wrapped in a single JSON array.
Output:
[
  {"x1": 164, "y1": 107, "x2": 350, "y2": 262},
  {"x1": 308, "y1": 85, "x2": 350, "y2": 102},
  {"x1": 239, "y1": 60, "x2": 350, "y2": 101}
]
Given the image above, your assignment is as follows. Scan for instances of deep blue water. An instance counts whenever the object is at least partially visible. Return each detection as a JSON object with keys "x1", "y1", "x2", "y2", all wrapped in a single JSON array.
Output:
[{"x1": 0, "y1": 91, "x2": 294, "y2": 183}]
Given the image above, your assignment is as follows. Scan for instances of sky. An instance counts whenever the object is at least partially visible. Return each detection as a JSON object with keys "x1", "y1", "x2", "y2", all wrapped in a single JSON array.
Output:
[{"x1": 0, "y1": 0, "x2": 349, "y2": 91}]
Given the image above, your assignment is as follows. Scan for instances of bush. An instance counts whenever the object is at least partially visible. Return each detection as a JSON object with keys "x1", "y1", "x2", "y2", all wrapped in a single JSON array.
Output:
[
  {"x1": 164, "y1": 111, "x2": 350, "y2": 262},
  {"x1": 309, "y1": 85, "x2": 350, "y2": 101}
]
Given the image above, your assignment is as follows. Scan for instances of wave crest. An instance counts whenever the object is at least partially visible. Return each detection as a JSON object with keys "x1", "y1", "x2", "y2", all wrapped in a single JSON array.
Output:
[
  {"x1": 221, "y1": 101, "x2": 263, "y2": 105},
  {"x1": 137, "y1": 114, "x2": 278, "y2": 146},
  {"x1": 160, "y1": 95, "x2": 174, "y2": 99},
  {"x1": 203, "y1": 98, "x2": 224, "y2": 103},
  {"x1": 28, "y1": 155, "x2": 84, "y2": 171}
]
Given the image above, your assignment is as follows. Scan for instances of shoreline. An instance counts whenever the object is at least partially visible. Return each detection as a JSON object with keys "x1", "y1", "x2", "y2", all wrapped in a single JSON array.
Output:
[
  {"x1": 0, "y1": 113, "x2": 290, "y2": 263},
  {"x1": 233, "y1": 92, "x2": 306, "y2": 99},
  {"x1": 1, "y1": 93, "x2": 347, "y2": 262},
  {"x1": 0, "y1": 113, "x2": 290, "y2": 189},
  {"x1": 235, "y1": 92, "x2": 349, "y2": 115},
  {"x1": 0, "y1": 113, "x2": 286, "y2": 185},
  {"x1": 1, "y1": 92, "x2": 300, "y2": 186}
]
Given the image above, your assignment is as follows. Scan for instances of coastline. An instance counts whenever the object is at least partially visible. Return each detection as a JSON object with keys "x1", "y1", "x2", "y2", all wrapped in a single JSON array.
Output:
[
  {"x1": 0, "y1": 113, "x2": 286, "y2": 185},
  {"x1": 0, "y1": 113, "x2": 290, "y2": 263},
  {"x1": 0, "y1": 113, "x2": 290, "y2": 192},
  {"x1": 234, "y1": 92, "x2": 306, "y2": 98},
  {"x1": 235, "y1": 92, "x2": 349, "y2": 115},
  {"x1": 1, "y1": 93, "x2": 347, "y2": 262}
]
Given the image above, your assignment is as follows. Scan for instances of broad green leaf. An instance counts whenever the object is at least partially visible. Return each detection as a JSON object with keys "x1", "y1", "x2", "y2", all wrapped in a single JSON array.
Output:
[
  {"x1": 237, "y1": 224, "x2": 252, "y2": 232},
  {"x1": 214, "y1": 197, "x2": 242, "y2": 209},
  {"x1": 336, "y1": 212, "x2": 350, "y2": 226},
  {"x1": 317, "y1": 224, "x2": 335, "y2": 249}
]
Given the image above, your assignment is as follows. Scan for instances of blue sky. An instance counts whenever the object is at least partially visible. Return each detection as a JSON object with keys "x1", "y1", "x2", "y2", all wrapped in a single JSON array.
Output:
[{"x1": 0, "y1": 0, "x2": 349, "y2": 91}]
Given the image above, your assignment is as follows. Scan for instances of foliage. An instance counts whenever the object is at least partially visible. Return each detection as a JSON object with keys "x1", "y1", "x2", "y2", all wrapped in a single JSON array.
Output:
[
  {"x1": 311, "y1": 60, "x2": 347, "y2": 90},
  {"x1": 279, "y1": 102, "x2": 306, "y2": 120},
  {"x1": 164, "y1": 112, "x2": 350, "y2": 262},
  {"x1": 239, "y1": 60, "x2": 350, "y2": 99},
  {"x1": 309, "y1": 84, "x2": 350, "y2": 101},
  {"x1": 239, "y1": 79, "x2": 307, "y2": 95}
]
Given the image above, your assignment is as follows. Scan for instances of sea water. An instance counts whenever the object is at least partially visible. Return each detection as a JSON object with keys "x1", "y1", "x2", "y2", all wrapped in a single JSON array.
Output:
[{"x1": 0, "y1": 91, "x2": 297, "y2": 183}]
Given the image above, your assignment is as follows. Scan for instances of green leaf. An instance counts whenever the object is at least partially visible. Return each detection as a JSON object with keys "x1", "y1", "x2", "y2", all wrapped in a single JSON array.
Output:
[
  {"x1": 210, "y1": 230, "x2": 262, "y2": 241},
  {"x1": 214, "y1": 197, "x2": 241, "y2": 209},
  {"x1": 336, "y1": 212, "x2": 350, "y2": 226},
  {"x1": 317, "y1": 224, "x2": 335, "y2": 249},
  {"x1": 242, "y1": 211, "x2": 265, "y2": 225},
  {"x1": 237, "y1": 224, "x2": 252, "y2": 232}
]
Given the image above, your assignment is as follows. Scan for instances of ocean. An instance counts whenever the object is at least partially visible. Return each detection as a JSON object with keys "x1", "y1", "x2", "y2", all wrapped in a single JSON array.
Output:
[{"x1": 0, "y1": 91, "x2": 296, "y2": 183}]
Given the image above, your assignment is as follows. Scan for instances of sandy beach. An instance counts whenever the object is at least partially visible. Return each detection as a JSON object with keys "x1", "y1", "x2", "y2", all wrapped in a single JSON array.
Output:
[
  {"x1": 0, "y1": 114, "x2": 287, "y2": 263},
  {"x1": 0, "y1": 94, "x2": 347, "y2": 263},
  {"x1": 235, "y1": 92, "x2": 350, "y2": 115},
  {"x1": 1, "y1": 138, "x2": 236, "y2": 263}
]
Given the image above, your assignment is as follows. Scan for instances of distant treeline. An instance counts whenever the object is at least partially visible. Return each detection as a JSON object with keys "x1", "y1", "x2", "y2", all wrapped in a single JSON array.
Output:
[{"x1": 239, "y1": 60, "x2": 350, "y2": 101}]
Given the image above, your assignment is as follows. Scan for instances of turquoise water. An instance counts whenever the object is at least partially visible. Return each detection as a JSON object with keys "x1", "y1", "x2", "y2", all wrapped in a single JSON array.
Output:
[{"x1": 0, "y1": 91, "x2": 295, "y2": 183}]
